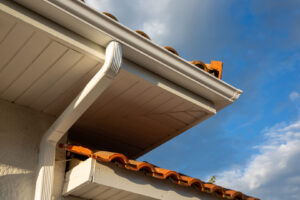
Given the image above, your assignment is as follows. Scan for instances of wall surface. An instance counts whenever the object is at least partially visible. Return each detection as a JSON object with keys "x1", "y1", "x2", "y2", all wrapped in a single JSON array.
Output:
[{"x1": 0, "y1": 100, "x2": 54, "y2": 200}]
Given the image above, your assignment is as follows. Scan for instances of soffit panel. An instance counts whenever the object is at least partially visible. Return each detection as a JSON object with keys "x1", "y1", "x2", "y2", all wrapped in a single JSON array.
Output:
[
  {"x1": 71, "y1": 69, "x2": 212, "y2": 158},
  {"x1": 0, "y1": 8, "x2": 103, "y2": 116}
]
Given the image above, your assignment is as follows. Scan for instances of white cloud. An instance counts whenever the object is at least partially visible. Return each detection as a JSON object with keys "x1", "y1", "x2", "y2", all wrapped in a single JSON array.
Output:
[
  {"x1": 83, "y1": 0, "x2": 221, "y2": 48},
  {"x1": 84, "y1": 0, "x2": 171, "y2": 44},
  {"x1": 216, "y1": 120, "x2": 300, "y2": 200},
  {"x1": 134, "y1": 0, "x2": 171, "y2": 43},
  {"x1": 141, "y1": 21, "x2": 168, "y2": 43},
  {"x1": 289, "y1": 91, "x2": 299, "y2": 101},
  {"x1": 85, "y1": 0, "x2": 112, "y2": 12}
]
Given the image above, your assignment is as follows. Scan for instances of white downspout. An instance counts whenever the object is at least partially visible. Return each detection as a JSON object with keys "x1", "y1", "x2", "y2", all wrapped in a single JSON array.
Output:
[{"x1": 34, "y1": 41, "x2": 122, "y2": 200}]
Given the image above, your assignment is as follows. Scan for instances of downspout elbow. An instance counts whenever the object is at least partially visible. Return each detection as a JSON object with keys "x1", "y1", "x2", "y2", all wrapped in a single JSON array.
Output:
[
  {"x1": 46, "y1": 41, "x2": 122, "y2": 143},
  {"x1": 35, "y1": 41, "x2": 122, "y2": 200}
]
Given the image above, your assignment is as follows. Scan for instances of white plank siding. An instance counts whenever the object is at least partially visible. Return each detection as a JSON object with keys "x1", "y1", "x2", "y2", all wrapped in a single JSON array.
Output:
[
  {"x1": 0, "y1": 32, "x2": 51, "y2": 94},
  {"x1": 15, "y1": 49, "x2": 83, "y2": 105},
  {"x1": 32, "y1": 57, "x2": 100, "y2": 112},
  {"x1": 2, "y1": 41, "x2": 68, "y2": 101},
  {"x1": 0, "y1": 21, "x2": 34, "y2": 71}
]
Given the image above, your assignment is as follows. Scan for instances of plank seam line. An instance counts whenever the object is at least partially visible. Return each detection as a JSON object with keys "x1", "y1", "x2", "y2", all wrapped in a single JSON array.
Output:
[
  {"x1": 40, "y1": 60, "x2": 99, "y2": 112},
  {"x1": 34, "y1": 55, "x2": 85, "y2": 109},
  {"x1": 0, "y1": 29, "x2": 35, "y2": 73},
  {"x1": 89, "y1": 80, "x2": 140, "y2": 122},
  {"x1": 0, "y1": 22, "x2": 17, "y2": 46},
  {"x1": 0, "y1": 38, "x2": 52, "y2": 96},
  {"x1": 14, "y1": 47, "x2": 70, "y2": 102}
]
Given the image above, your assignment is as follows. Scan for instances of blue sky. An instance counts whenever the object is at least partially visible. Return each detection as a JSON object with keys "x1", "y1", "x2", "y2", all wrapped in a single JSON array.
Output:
[{"x1": 86, "y1": 0, "x2": 300, "y2": 199}]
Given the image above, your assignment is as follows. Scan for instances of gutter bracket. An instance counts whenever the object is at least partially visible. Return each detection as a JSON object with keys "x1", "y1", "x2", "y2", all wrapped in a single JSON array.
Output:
[{"x1": 34, "y1": 41, "x2": 122, "y2": 200}]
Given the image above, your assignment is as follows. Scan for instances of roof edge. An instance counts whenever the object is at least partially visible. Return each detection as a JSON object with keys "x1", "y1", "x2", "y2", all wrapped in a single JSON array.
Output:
[{"x1": 14, "y1": 0, "x2": 242, "y2": 107}]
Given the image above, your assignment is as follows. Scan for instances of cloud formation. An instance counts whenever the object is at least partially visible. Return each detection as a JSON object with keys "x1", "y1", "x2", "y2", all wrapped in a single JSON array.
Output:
[
  {"x1": 85, "y1": 0, "x2": 172, "y2": 44},
  {"x1": 216, "y1": 119, "x2": 300, "y2": 200},
  {"x1": 289, "y1": 92, "x2": 299, "y2": 101},
  {"x1": 84, "y1": 0, "x2": 232, "y2": 55}
]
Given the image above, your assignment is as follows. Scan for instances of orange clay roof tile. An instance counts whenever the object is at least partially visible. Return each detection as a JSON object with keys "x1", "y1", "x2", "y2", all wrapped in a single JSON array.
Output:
[
  {"x1": 180, "y1": 176, "x2": 204, "y2": 189},
  {"x1": 224, "y1": 190, "x2": 245, "y2": 199},
  {"x1": 135, "y1": 30, "x2": 151, "y2": 40},
  {"x1": 93, "y1": 151, "x2": 128, "y2": 165},
  {"x1": 126, "y1": 159, "x2": 155, "y2": 175},
  {"x1": 60, "y1": 144, "x2": 259, "y2": 200},
  {"x1": 189, "y1": 60, "x2": 223, "y2": 79},
  {"x1": 203, "y1": 183, "x2": 224, "y2": 196},
  {"x1": 208, "y1": 60, "x2": 223, "y2": 79},
  {"x1": 153, "y1": 167, "x2": 181, "y2": 184},
  {"x1": 189, "y1": 60, "x2": 208, "y2": 71},
  {"x1": 164, "y1": 46, "x2": 179, "y2": 56},
  {"x1": 102, "y1": 12, "x2": 119, "y2": 21},
  {"x1": 59, "y1": 144, "x2": 93, "y2": 157}
]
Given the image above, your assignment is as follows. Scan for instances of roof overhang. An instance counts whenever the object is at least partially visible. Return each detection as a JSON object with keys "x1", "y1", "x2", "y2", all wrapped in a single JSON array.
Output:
[
  {"x1": 1, "y1": 0, "x2": 242, "y2": 158},
  {"x1": 13, "y1": 0, "x2": 242, "y2": 111}
]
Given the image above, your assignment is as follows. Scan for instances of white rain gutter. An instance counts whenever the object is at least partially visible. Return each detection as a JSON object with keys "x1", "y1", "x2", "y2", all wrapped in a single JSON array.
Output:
[
  {"x1": 14, "y1": 0, "x2": 242, "y2": 110},
  {"x1": 34, "y1": 41, "x2": 122, "y2": 200}
]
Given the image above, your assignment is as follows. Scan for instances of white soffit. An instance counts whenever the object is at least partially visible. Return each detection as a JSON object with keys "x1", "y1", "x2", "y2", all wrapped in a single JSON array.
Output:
[
  {"x1": 71, "y1": 60, "x2": 216, "y2": 158},
  {"x1": 0, "y1": 1, "x2": 105, "y2": 112},
  {"x1": 63, "y1": 158, "x2": 220, "y2": 200},
  {"x1": 13, "y1": 0, "x2": 242, "y2": 111}
]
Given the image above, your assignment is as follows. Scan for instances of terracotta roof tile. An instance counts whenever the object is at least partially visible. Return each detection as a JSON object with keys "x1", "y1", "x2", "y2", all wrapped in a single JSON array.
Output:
[
  {"x1": 126, "y1": 159, "x2": 155, "y2": 175},
  {"x1": 203, "y1": 183, "x2": 224, "y2": 197},
  {"x1": 102, "y1": 12, "x2": 118, "y2": 21},
  {"x1": 189, "y1": 60, "x2": 223, "y2": 79},
  {"x1": 180, "y1": 176, "x2": 204, "y2": 190},
  {"x1": 208, "y1": 60, "x2": 223, "y2": 79},
  {"x1": 224, "y1": 190, "x2": 245, "y2": 199},
  {"x1": 59, "y1": 144, "x2": 93, "y2": 157},
  {"x1": 189, "y1": 60, "x2": 208, "y2": 71},
  {"x1": 153, "y1": 167, "x2": 181, "y2": 184},
  {"x1": 93, "y1": 150, "x2": 128, "y2": 166},
  {"x1": 164, "y1": 46, "x2": 179, "y2": 56},
  {"x1": 135, "y1": 30, "x2": 151, "y2": 40},
  {"x1": 60, "y1": 144, "x2": 259, "y2": 200}
]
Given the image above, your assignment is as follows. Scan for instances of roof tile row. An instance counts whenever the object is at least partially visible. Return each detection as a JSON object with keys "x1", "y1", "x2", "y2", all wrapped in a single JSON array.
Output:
[
  {"x1": 59, "y1": 144, "x2": 259, "y2": 200},
  {"x1": 81, "y1": 0, "x2": 223, "y2": 79}
]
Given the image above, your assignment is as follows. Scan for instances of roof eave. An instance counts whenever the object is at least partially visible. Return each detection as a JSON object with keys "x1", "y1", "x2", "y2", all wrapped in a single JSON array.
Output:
[{"x1": 14, "y1": 0, "x2": 242, "y2": 109}]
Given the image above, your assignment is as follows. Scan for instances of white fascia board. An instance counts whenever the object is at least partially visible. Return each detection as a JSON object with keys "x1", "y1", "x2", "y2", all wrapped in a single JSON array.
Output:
[{"x1": 13, "y1": 0, "x2": 242, "y2": 110}]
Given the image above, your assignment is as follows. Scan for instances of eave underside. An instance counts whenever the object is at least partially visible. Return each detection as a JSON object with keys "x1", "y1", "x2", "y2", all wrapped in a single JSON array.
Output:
[{"x1": 0, "y1": 2, "x2": 216, "y2": 158}]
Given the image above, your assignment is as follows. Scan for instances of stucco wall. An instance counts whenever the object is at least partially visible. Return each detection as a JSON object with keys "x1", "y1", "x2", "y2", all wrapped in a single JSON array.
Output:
[{"x1": 0, "y1": 100, "x2": 54, "y2": 200}]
